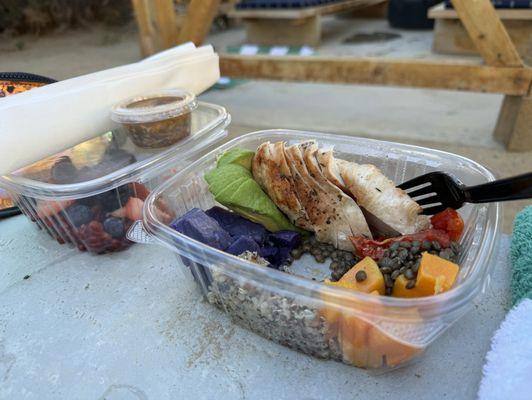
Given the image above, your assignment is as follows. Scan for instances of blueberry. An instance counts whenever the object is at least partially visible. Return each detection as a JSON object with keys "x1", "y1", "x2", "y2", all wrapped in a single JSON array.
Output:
[
  {"x1": 103, "y1": 217, "x2": 125, "y2": 238},
  {"x1": 65, "y1": 204, "x2": 92, "y2": 227},
  {"x1": 80, "y1": 185, "x2": 132, "y2": 211}
]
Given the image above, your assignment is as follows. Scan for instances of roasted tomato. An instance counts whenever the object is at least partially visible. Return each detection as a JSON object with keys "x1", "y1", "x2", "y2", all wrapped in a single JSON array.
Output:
[
  {"x1": 430, "y1": 208, "x2": 464, "y2": 241},
  {"x1": 350, "y1": 229, "x2": 451, "y2": 260}
]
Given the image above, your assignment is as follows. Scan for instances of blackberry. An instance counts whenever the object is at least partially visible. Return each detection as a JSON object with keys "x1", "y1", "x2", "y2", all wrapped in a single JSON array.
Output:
[
  {"x1": 103, "y1": 217, "x2": 126, "y2": 238},
  {"x1": 51, "y1": 156, "x2": 77, "y2": 184},
  {"x1": 79, "y1": 185, "x2": 131, "y2": 212},
  {"x1": 65, "y1": 204, "x2": 92, "y2": 227}
]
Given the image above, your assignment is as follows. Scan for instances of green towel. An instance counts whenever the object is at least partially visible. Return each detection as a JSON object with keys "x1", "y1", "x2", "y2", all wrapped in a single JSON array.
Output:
[{"x1": 511, "y1": 205, "x2": 532, "y2": 305}]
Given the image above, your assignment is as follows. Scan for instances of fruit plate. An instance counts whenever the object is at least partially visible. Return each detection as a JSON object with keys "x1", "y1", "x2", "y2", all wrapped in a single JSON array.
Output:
[
  {"x1": 137, "y1": 129, "x2": 501, "y2": 370},
  {"x1": 0, "y1": 102, "x2": 230, "y2": 254}
]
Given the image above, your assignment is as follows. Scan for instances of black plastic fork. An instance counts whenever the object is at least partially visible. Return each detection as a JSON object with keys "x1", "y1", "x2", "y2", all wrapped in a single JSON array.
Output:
[{"x1": 398, "y1": 171, "x2": 532, "y2": 215}]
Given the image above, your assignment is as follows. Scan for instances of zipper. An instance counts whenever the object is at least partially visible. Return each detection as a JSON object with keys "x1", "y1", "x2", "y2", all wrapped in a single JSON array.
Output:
[{"x1": 0, "y1": 72, "x2": 56, "y2": 84}]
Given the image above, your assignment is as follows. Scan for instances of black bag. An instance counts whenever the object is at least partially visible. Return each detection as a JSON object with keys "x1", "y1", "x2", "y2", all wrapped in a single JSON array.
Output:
[{"x1": 388, "y1": 0, "x2": 441, "y2": 29}]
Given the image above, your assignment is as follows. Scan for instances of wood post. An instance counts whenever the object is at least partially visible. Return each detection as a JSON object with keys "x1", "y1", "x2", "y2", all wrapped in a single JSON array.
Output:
[
  {"x1": 494, "y1": 95, "x2": 532, "y2": 151},
  {"x1": 131, "y1": 0, "x2": 179, "y2": 57},
  {"x1": 451, "y1": 0, "x2": 531, "y2": 151},
  {"x1": 178, "y1": 0, "x2": 221, "y2": 46}
]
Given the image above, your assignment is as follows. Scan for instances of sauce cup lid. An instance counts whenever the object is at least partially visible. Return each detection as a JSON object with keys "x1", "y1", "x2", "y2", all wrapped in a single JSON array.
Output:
[{"x1": 111, "y1": 89, "x2": 198, "y2": 124}]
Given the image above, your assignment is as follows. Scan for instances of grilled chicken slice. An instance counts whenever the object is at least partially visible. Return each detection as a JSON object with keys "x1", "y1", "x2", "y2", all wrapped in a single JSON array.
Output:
[
  {"x1": 252, "y1": 141, "x2": 313, "y2": 230},
  {"x1": 284, "y1": 142, "x2": 370, "y2": 250},
  {"x1": 304, "y1": 145, "x2": 372, "y2": 242},
  {"x1": 336, "y1": 160, "x2": 431, "y2": 235},
  {"x1": 316, "y1": 149, "x2": 348, "y2": 192},
  {"x1": 284, "y1": 142, "x2": 340, "y2": 248}
]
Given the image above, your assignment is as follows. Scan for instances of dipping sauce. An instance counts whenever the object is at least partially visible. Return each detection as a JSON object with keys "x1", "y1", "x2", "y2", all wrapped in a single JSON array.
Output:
[{"x1": 111, "y1": 89, "x2": 198, "y2": 149}]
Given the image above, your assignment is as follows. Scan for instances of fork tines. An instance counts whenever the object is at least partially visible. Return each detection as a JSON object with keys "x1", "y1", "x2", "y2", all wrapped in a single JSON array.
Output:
[{"x1": 398, "y1": 172, "x2": 458, "y2": 215}]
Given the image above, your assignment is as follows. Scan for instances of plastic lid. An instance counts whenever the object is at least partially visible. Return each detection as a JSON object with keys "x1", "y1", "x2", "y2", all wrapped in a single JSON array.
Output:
[
  {"x1": 0, "y1": 102, "x2": 230, "y2": 200},
  {"x1": 111, "y1": 89, "x2": 198, "y2": 124}
]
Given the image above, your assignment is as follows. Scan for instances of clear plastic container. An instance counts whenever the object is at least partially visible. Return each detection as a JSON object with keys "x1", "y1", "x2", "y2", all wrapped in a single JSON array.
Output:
[
  {"x1": 111, "y1": 89, "x2": 198, "y2": 149},
  {"x1": 0, "y1": 102, "x2": 230, "y2": 254},
  {"x1": 136, "y1": 129, "x2": 500, "y2": 370}
]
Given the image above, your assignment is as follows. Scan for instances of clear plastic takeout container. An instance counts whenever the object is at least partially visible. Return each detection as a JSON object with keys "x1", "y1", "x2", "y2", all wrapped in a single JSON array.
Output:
[
  {"x1": 137, "y1": 129, "x2": 500, "y2": 370},
  {"x1": 0, "y1": 102, "x2": 230, "y2": 254}
]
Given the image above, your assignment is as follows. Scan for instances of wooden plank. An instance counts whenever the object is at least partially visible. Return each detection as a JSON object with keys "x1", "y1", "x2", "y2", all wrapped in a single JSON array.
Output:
[
  {"x1": 245, "y1": 16, "x2": 321, "y2": 46},
  {"x1": 152, "y1": 0, "x2": 179, "y2": 49},
  {"x1": 131, "y1": 0, "x2": 156, "y2": 56},
  {"x1": 432, "y1": 19, "x2": 532, "y2": 66},
  {"x1": 178, "y1": 0, "x2": 221, "y2": 45},
  {"x1": 429, "y1": 3, "x2": 532, "y2": 20},
  {"x1": 507, "y1": 96, "x2": 532, "y2": 151},
  {"x1": 450, "y1": 0, "x2": 523, "y2": 67},
  {"x1": 346, "y1": 0, "x2": 388, "y2": 18},
  {"x1": 229, "y1": 0, "x2": 382, "y2": 19},
  {"x1": 220, "y1": 55, "x2": 532, "y2": 95},
  {"x1": 131, "y1": 0, "x2": 179, "y2": 56},
  {"x1": 494, "y1": 95, "x2": 532, "y2": 151}
]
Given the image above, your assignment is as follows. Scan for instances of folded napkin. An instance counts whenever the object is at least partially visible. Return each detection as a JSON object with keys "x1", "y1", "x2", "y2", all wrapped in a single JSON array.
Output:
[
  {"x1": 478, "y1": 206, "x2": 532, "y2": 400},
  {"x1": 0, "y1": 42, "x2": 219, "y2": 176}
]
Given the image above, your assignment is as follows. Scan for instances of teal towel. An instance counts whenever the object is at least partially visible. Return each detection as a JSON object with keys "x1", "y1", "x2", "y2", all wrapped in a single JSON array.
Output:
[{"x1": 511, "y1": 205, "x2": 532, "y2": 305}]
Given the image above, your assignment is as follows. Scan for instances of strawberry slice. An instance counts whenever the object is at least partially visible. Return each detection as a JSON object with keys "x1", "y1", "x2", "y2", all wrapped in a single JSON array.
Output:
[
  {"x1": 36, "y1": 199, "x2": 74, "y2": 219},
  {"x1": 129, "y1": 182, "x2": 150, "y2": 201},
  {"x1": 125, "y1": 197, "x2": 144, "y2": 221}
]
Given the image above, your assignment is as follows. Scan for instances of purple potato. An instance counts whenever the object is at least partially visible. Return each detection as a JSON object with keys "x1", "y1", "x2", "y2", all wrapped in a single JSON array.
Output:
[
  {"x1": 269, "y1": 246, "x2": 292, "y2": 268},
  {"x1": 226, "y1": 236, "x2": 260, "y2": 256},
  {"x1": 170, "y1": 208, "x2": 233, "y2": 250},
  {"x1": 268, "y1": 230, "x2": 301, "y2": 250},
  {"x1": 206, "y1": 206, "x2": 267, "y2": 244},
  {"x1": 259, "y1": 246, "x2": 278, "y2": 260}
]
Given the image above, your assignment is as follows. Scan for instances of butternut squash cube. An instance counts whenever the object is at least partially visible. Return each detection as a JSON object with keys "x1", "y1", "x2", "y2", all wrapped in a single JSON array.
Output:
[
  {"x1": 392, "y1": 275, "x2": 424, "y2": 298},
  {"x1": 339, "y1": 257, "x2": 385, "y2": 295},
  {"x1": 337, "y1": 291, "x2": 422, "y2": 368},
  {"x1": 393, "y1": 252, "x2": 459, "y2": 298},
  {"x1": 416, "y1": 252, "x2": 459, "y2": 296}
]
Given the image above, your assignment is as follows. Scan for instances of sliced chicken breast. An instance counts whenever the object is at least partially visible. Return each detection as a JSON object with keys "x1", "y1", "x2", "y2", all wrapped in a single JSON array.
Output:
[
  {"x1": 283, "y1": 142, "x2": 370, "y2": 250},
  {"x1": 316, "y1": 149, "x2": 348, "y2": 192},
  {"x1": 252, "y1": 141, "x2": 313, "y2": 230},
  {"x1": 284, "y1": 142, "x2": 340, "y2": 248},
  {"x1": 336, "y1": 159, "x2": 431, "y2": 235},
  {"x1": 303, "y1": 144, "x2": 372, "y2": 242}
]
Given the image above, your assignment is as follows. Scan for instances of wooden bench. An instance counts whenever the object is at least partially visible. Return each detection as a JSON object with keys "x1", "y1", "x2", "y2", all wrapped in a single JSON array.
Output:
[
  {"x1": 229, "y1": 0, "x2": 387, "y2": 46},
  {"x1": 429, "y1": 3, "x2": 532, "y2": 65}
]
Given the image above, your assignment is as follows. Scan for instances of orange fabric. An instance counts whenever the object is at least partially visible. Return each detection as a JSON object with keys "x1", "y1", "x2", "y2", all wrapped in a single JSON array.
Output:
[
  {"x1": 0, "y1": 79, "x2": 48, "y2": 210},
  {"x1": 0, "y1": 80, "x2": 46, "y2": 98}
]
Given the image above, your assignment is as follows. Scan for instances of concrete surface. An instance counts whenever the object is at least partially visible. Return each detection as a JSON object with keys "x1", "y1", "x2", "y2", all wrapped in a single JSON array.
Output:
[{"x1": 0, "y1": 215, "x2": 512, "y2": 400}]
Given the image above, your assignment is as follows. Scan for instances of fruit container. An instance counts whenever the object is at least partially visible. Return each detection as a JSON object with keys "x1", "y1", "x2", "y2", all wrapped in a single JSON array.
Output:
[
  {"x1": 0, "y1": 102, "x2": 230, "y2": 254},
  {"x1": 134, "y1": 129, "x2": 501, "y2": 370}
]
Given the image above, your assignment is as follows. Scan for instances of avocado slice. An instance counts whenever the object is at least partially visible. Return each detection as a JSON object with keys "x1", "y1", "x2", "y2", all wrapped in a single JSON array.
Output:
[
  {"x1": 205, "y1": 163, "x2": 300, "y2": 232},
  {"x1": 217, "y1": 148, "x2": 255, "y2": 170},
  {"x1": 205, "y1": 164, "x2": 251, "y2": 196}
]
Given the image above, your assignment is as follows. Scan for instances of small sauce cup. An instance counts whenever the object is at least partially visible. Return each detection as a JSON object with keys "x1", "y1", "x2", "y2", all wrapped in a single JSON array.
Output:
[{"x1": 111, "y1": 89, "x2": 198, "y2": 149}]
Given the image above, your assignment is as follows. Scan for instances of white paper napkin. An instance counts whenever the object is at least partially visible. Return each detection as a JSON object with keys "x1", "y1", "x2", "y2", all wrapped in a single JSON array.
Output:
[{"x1": 0, "y1": 43, "x2": 220, "y2": 176}]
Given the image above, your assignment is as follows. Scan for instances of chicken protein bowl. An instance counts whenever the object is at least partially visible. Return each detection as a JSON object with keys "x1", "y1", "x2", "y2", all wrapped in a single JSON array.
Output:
[{"x1": 140, "y1": 130, "x2": 500, "y2": 370}]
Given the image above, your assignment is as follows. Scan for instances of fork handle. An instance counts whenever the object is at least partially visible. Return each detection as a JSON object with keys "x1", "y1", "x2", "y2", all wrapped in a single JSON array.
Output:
[{"x1": 464, "y1": 172, "x2": 532, "y2": 203}]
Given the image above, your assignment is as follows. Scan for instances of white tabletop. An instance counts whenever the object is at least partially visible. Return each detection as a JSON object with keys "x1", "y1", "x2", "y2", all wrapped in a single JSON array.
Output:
[{"x1": 0, "y1": 216, "x2": 511, "y2": 400}]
